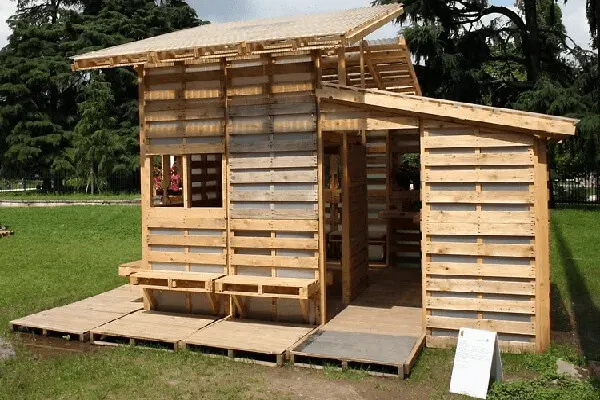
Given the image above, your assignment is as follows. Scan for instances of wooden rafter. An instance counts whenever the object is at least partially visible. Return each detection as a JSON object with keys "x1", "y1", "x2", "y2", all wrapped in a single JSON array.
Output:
[{"x1": 317, "y1": 84, "x2": 578, "y2": 137}]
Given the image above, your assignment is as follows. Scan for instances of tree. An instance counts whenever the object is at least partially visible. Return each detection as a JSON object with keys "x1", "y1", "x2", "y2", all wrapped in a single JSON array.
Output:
[{"x1": 0, "y1": 0, "x2": 203, "y2": 190}]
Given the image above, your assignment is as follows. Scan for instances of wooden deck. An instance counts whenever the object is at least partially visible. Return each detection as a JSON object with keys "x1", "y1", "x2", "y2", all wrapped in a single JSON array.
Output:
[
  {"x1": 10, "y1": 285, "x2": 143, "y2": 341},
  {"x1": 183, "y1": 319, "x2": 315, "y2": 366},
  {"x1": 291, "y1": 267, "x2": 424, "y2": 377},
  {"x1": 91, "y1": 311, "x2": 216, "y2": 350}
]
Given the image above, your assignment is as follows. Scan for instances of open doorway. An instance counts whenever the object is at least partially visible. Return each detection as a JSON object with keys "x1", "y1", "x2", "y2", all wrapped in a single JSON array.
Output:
[{"x1": 322, "y1": 129, "x2": 422, "y2": 319}]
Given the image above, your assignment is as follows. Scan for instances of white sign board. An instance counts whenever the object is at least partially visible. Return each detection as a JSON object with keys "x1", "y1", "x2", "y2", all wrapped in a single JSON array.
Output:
[{"x1": 449, "y1": 328, "x2": 503, "y2": 399}]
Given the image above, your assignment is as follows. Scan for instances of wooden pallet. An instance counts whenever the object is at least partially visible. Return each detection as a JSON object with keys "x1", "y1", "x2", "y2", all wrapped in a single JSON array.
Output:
[
  {"x1": 183, "y1": 319, "x2": 315, "y2": 367},
  {"x1": 289, "y1": 331, "x2": 425, "y2": 378},
  {"x1": 118, "y1": 260, "x2": 142, "y2": 277},
  {"x1": 10, "y1": 285, "x2": 143, "y2": 341},
  {"x1": 90, "y1": 310, "x2": 216, "y2": 351},
  {"x1": 214, "y1": 275, "x2": 319, "y2": 299},
  {"x1": 130, "y1": 271, "x2": 224, "y2": 293}
]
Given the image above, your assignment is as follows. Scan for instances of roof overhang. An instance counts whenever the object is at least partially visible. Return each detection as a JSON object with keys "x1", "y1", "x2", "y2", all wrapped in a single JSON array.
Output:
[
  {"x1": 72, "y1": 5, "x2": 404, "y2": 71},
  {"x1": 317, "y1": 84, "x2": 578, "y2": 138}
]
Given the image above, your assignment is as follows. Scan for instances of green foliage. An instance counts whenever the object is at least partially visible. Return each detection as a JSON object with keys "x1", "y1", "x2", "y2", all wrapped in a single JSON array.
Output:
[
  {"x1": 0, "y1": 0, "x2": 203, "y2": 187},
  {"x1": 375, "y1": 0, "x2": 600, "y2": 176},
  {"x1": 488, "y1": 375, "x2": 598, "y2": 400}
]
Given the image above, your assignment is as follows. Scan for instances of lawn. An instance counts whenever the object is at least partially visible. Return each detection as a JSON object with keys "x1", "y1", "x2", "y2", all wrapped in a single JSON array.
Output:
[
  {"x1": 0, "y1": 192, "x2": 140, "y2": 201},
  {"x1": 0, "y1": 206, "x2": 598, "y2": 399}
]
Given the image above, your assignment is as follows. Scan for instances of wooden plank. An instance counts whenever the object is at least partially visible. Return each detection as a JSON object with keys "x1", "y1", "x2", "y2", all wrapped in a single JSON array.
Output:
[
  {"x1": 426, "y1": 190, "x2": 533, "y2": 204},
  {"x1": 146, "y1": 143, "x2": 225, "y2": 155},
  {"x1": 147, "y1": 235, "x2": 225, "y2": 247},
  {"x1": 426, "y1": 168, "x2": 533, "y2": 183},
  {"x1": 230, "y1": 254, "x2": 318, "y2": 269},
  {"x1": 426, "y1": 278, "x2": 535, "y2": 295},
  {"x1": 427, "y1": 211, "x2": 533, "y2": 223},
  {"x1": 146, "y1": 215, "x2": 226, "y2": 229},
  {"x1": 230, "y1": 219, "x2": 318, "y2": 231},
  {"x1": 229, "y1": 154, "x2": 317, "y2": 170},
  {"x1": 533, "y1": 138, "x2": 551, "y2": 352},
  {"x1": 427, "y1": 316, "x2": 535, "y2": 336},
  {"x1": 427, "y1": 297, "x2": 535, "y2": 314},
  {"x1": 229, "y1": 190, "x2": 318, "y2": 202},
  {"x1": 427, "y1": 242, "x2": 534, "y2": 257},
  {"x1": 424, "y1": 152, "x2": 534, "y2": 166},
  {"x1": 426, "y1": 262, "x2": 535, "y2": 279},
  {"x1": 230, "y1": 170, "x2": 317, "y2": 183},
  {"x1": 425, "y1": 222, "x2": 535, "y2": 236},
  {"x1": 148, "y1": 252, "x2": 226, "y2": 265},
  {"x1": 230, "y1": 236, "x2": 318, "y2": 250}
]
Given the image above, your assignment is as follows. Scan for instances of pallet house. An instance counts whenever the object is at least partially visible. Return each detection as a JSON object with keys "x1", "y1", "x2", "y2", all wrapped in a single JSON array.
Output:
[{"x1": 72, "y1": 4, "x2": 578, "y2": 373}]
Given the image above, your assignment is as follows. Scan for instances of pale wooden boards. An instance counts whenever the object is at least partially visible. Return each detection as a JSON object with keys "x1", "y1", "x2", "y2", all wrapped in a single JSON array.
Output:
[
  {"x1": 10, "y1": 285, "x2": 143, "y2": 340},
  {"x1": 184, "y1": 319, "x2": 315, "y2": 365},
  {"x1": 90, "y1": 311, "x2": 216, "y2": 349}
]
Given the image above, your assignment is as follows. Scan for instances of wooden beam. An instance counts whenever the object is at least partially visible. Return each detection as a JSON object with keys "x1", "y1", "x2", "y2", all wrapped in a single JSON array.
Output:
[
  {"x1": 317, "y1": 84, "x2": 578, "y2": 137},
  {"x1": 533, "y1": 138, "x2": 551, "y2": 352},
  {"x1": 344, "y1": 4, "x2": 404, "y2": 44}
]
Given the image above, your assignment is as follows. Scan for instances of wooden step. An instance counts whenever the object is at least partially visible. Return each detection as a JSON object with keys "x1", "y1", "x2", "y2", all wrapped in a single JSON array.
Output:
[
  {"x1": 130, "y1": 271, "x2": 224, "y2": 293},
  {"x1": 214, "y1": 275, "x2": 319, "y2": 299}
]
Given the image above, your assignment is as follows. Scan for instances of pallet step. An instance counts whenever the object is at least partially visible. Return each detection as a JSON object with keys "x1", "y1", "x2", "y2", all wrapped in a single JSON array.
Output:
[
  {"x1": 130, "y1": 271, "x2": 224, "y2": 293},
  {"x1": 289, "y1": 351, "x2": 404, "y2": 377},
  {"x1": 90, "y1": 332, "x2": 179, "y2": 351},
  {"x1": 183, "y1": 343, "x2": 284, "y2": 367},
  {"x1": 214, "y1": 275, "x2": 319, "y2": 299},
  {"x1": 10, "y1": 323, "x2": 88, "y2": 341}
]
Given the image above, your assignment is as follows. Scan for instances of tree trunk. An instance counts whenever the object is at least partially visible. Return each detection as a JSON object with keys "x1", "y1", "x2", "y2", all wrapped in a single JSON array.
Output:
[{"x1": 523, "y1": 0, "x2": 542, "y2": 82}]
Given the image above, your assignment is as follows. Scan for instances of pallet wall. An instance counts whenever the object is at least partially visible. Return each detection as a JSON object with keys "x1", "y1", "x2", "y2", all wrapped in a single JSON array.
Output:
[
  {"x1": 421, "y1": 120, "x2": 549, "y2": 352},
  {"x1": 139, "y1": 54, "x2": 321, "y2": 321},
  {"x1": 227, "y1": 54, "x2": 319, "y2": 322}
]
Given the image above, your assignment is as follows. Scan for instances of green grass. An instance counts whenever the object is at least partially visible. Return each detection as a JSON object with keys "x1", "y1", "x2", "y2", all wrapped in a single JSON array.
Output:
[
  {"x1": 0, "y1": 192, "x2": 140, "y2": 201},
  {"x1": 0, "y1": 207, "x2": 599, "y2": 399},
  {"x1": 0, "y1": 206, "x2": 140, "y2": 333}
]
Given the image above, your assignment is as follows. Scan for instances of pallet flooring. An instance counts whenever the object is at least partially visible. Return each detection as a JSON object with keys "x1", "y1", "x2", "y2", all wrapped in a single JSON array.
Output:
[
  {"x1": 91, "y1": 311, "x2": 216, "y2": 350},
  {"x1": 10, "y1": 285, "x2": 143, "y2": 341},
  {"x1": 183, "y1": 319, "x2": 315, "y2": 366},
  {"x1": 291, "y1": 268, "x2": 424, "y2": 377}
]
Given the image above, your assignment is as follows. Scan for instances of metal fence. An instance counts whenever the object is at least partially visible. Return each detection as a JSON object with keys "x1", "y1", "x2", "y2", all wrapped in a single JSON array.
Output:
[
  {"x1": 552, "y1": 175, "x2": 600, "y2": 205},
  {"x1": 0, "y1": 171, "x2": 141, "y2": 195}
]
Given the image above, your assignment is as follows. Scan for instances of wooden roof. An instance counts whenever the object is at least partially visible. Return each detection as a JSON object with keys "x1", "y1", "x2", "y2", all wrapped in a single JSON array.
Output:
[
  {"x1": 317, "y1": 84, "x2": 578, "y2": 137},
  {"x1": 72, "y1": 4, "x2": 403, "y2": 71}
]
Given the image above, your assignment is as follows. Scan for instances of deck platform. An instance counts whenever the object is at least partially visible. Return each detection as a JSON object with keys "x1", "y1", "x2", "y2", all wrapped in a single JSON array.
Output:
[
  {"x1": 291, "y1": 268, "x2": 424, "y2": 377},
  {"x1": 90, "y1": 310, "x2": 216, "y2": 350},
  {"x1": 183, "y1": 319, "x2": 315, "y2": 366},
  {"x1": 10, "y1": 285, "x2": 143, "y2": 341}
]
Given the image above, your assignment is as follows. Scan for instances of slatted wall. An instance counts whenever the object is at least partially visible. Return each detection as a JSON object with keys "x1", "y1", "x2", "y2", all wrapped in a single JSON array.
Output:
[
  {"x1": 365, "y1": 131, "x2": 388, "y2": 263},
  {"x1": 140, "y1": 61, "x2": 229, "y2": 314},
  {"x1": 388, "y1": 128, "x2": 421, "y2": 267},
  {"x1": 341, "y1": 136, "x2": 369, "y2": 303},
  {"x1": 226, "y1": 54, "x2": 319, "y2": 322},
  {"x1": 421, "y1": 120, "x2": 546, "y2": 353}
]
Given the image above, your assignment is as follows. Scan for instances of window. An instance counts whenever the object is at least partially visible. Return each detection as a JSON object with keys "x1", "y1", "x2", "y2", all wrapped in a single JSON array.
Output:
[
  {"x1": 151, "y1": 155, "x2": 184, "y2": 207},
  {"x1": 190, "y1": 153, "x2": 223, "y2": 208}
]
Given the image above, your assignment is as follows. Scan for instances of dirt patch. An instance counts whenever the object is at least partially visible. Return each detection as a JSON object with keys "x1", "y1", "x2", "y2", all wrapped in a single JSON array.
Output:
[
  {"x1": 12, "y1": 333, "x2": 103, "y2": 359},
  {"x1": 263, "y1": 366, "x2": 437, "y2": 400}
]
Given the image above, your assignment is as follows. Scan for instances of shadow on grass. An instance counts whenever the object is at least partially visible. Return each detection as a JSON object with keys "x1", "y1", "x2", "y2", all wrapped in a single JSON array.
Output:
[
  {"x1": 551, "y1": 219, "x2": 600, "y2": 362},
  {"x1": 550, "y1": 283, "x2": 572, "y2": 332}
]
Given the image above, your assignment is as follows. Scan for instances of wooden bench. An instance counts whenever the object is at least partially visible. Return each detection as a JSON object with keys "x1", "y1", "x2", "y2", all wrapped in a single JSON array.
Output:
[
  {"x1": 214, "y1": 275, "x2": 319, "y2": 300},
  {"x1": 130, "y1": 270, "x2": 224, "y2": 293},
  {"x1": 214, "y1": 275, "x2": 319, "y2": 323},
  {"x1": 130, "y1": 270, "x2": 225, "y2": 314}
]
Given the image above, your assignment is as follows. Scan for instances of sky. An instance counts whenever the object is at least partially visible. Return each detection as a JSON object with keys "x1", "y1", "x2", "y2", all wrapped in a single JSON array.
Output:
[{"x1": 0, "y1": 0, "x2": 593, "y2": 50}]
